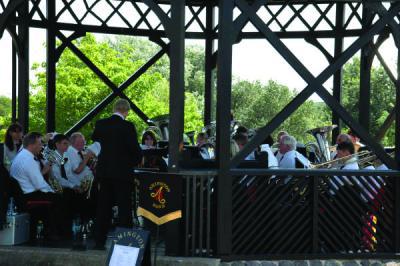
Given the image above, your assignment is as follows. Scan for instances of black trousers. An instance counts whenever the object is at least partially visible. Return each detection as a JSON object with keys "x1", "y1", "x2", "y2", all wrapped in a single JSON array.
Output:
[
  {"x1": 23, "y1": 191, "x2": 64, "y2": 237},
  {"x1": 94, "y1": 178, "x2": 134, "y2": 246}
]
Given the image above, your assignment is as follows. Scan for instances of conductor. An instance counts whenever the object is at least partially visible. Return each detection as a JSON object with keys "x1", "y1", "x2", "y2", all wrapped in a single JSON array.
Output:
[{"x1": 92, "y1": 98, "x2": 142, "y2": 249}]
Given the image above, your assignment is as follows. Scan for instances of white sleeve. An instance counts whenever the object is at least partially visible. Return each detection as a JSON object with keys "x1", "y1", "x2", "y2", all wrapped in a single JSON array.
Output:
[
  {"x1": 27, "y1": 161, "x2": 54, "y2": 193},
  {"x1": 87, "y1": 142, "x2": 101, "y2": 156}
]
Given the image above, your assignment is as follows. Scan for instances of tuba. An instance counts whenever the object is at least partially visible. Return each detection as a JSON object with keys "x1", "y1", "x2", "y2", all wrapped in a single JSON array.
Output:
[{"x1": 305, "y1": 125, "x2": 337, "y2": 163}]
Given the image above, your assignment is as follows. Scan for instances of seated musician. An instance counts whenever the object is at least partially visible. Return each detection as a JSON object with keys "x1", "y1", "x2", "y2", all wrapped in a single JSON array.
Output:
[
  {"x1": 65, "y1": 132, "x2": 96, "y2": 224},
  {"x1": 273, "y1": 130, "x2": 289, "y2": 157},
  {"x1": 233, "y1": 133, "x2": 255, "y2": 160},
  {"x1": 140, "y1": 131, "x2": 167, "y2": 171},
  {"x1": 10, "y1": 132, "x2": 62, "y2": 238},
  {"x1": 3, "y1": 123, "x2": 23, "y2": 171},
  {"x1": 348, "y1": 129, "x2": 364, "y2": 152},
  {"x1": 329, "y1": 141, "x2": 360, "y2": 194},
  {"x1": 66, "y1": 132, "x2": 95, "y2": 182},
  {"x1": 196, "y1": 132, "x2": 214, "y2": 159},
  {"x1": 50, "y1": 134, "x2": 78, "y2": 190},
  {"x1": 10, "y1": 132, "x2": 54, "y2": 196},
  {"x1": 331, "y1": 133, "x2": 352, "y2": 159},
  {"x1": 277, "y1": 135, "x2": 310, "y2": 169},
  {"x1": 259, "y1": 135, "x2": 278, "y2": 168},
  {"x1": 336, "y1": 141, "x2": 359, "y2": 170}
]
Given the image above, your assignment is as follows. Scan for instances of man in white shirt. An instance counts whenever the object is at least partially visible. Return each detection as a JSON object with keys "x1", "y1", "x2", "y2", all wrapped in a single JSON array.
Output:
[
  {"x1": 66, "y1": 132, "x2": 94, "y2": 187},
  {"x1": 10, "y1": 132, "x2": 54, "y2": 195},
  {"x1": 277, "y1": 135, "x2": 310, "y2": 185},
  {"x1": 50, "y1": 134, "x2": 78, "y2": 190},
  {"x1": 66, "y1": 132, "x2": 96, "y2": 222},
  {"x1": 278, "y1": 135, "x2": 310, "y2": 169},
  {"x1": 10, "y1": 132, "x2": 62, "y2": 239}
]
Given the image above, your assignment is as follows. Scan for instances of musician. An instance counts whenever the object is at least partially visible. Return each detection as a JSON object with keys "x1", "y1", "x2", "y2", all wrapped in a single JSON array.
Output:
[
  {"x1": 233, "y1": 133, "x2": 255, "y2": 160},
  {"x1": 273, "y1": 130, "x2": 288, "y2": 157},
  {"x1": 347, "y1": 129, "x2": 364, "y2": 152},
  {"x1": 10, "y1": 132, "x2": 53, "y2": 195},
  {"x1": 3, "y1": 123, "x2": 23, "y2": 171},
  {"x1": 141, "y1": 130, "x2": 157, "y2": 150},
  {"x1": 331, "y1": 133, "x2": 352, "y2": 159},
  {"x1": 66, "y1": 132, "x2": 95, "y2": 183},
  {"x1": 140, "y1": 130, "x2": 167, "y2": 171},
  {"x1": 196, "y1": 132, "x2": 214, "y2": 159},
  {"x1": 277, "y1": 135, "x2": 310, "y2": 169},
  {"x1": 10, "y1": 132, "x2": 62, "y2": 238},
  {"x1": 329, "y1": 141, "x2": 359, "y2": 194},
  {"x1": 336, "y1": 141, "x2": 359, "y2": 170},
  {"x1": 91, "y1": 98, "x2": 142, "y2": 250},
  {"x1": 50, "y1": 134, "x2": 78, "y2": 190},
  {"x1": 63, "y1": 132, "x2": 97, "y2": 226}
]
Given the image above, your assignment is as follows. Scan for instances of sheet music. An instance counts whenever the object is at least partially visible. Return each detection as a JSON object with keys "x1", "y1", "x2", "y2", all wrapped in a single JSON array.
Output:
[{"x1": 109, "y1": 244, "x2": 139, "y2": 266}]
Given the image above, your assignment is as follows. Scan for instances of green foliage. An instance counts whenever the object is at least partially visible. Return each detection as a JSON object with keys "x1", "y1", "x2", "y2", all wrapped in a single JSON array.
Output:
[
  {"x1": 342, "y1": 57, "x2": 396, "y2": 146},
  {"x1": 0, "y1": 96, "x2": 12, "y2": 141},
  {"x1": 0, "y1": 36, "x2": 396, "y2": 148},
  {"x1": 231, "y1": 79, "x2": 331, "y2": 144},
  {"x1": 29, "y1": 34, "x2": 204, "y2": 139}
]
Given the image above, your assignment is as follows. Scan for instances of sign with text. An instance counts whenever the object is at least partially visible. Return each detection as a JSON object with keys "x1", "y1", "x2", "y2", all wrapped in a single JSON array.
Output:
[
  {"x1": 107, "y1": 227, "x2": 150, "y2": 266},
  {"x1": 136, "y1": 172, "x2": 182, "y2": 225}
]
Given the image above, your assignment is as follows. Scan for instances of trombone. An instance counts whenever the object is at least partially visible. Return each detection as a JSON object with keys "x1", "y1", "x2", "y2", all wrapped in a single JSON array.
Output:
[{"x1": 311, "y1": 150, "x2": 371, "y2": 169}]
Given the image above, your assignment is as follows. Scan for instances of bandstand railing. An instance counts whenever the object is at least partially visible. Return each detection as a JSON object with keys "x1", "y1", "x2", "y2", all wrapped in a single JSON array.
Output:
[{"x1": 171, "y1": 169, "x2": 400, "y2": 260}]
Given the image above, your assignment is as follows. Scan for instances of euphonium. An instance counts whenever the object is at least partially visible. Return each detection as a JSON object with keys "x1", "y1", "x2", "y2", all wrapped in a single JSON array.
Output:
[{"x1": 41, "y1": 146, "x2": 64, "y2": 193}]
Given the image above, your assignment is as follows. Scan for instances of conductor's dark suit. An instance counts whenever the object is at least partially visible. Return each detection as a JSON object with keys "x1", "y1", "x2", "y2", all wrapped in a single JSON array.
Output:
[{"x1": 92, "y1": 114, "x2": 142, "y2": 247}]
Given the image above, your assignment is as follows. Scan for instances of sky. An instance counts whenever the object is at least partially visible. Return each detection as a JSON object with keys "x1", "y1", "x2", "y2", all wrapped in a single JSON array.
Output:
[{"x1": 0, "y1": 3, "x2": 398, "y2": 101}]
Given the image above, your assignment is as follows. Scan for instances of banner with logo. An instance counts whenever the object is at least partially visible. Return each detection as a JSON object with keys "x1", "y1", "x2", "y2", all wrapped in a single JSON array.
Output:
[{"x1": 136, "y1": 172, "x2": 182, "y2": 225}]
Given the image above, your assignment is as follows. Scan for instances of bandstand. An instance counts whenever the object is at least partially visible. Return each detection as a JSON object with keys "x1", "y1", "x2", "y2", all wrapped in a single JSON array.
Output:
[{"x1": 1, "y1": 0, "x2": 400, "y2": 260}]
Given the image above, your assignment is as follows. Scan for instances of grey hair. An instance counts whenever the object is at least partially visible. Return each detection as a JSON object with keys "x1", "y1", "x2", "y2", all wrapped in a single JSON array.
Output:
[
  {"x1": 113, "y1": 98, "x2": 130, "y2": 113},
  {"x1": 70, "y1": 132, "x2": 84, "y2": 144},
  {"x1": 281, "y1": 135, "x2": 297, "y2": 150}
]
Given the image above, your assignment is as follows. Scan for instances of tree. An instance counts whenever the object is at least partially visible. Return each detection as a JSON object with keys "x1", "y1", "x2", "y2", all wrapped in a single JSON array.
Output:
[
  {"x1": 0, "y1": 96, "x2": 11, "y2": 141},
  {"x1": 30, "y1": 34, "x2": 203, "y2": 139},
  {"x1": 231, "y1": 79, "x2": 331, "y2": 144},
  {"x1": 342, "y1": 57, "x2": 396, "y2": 146}
]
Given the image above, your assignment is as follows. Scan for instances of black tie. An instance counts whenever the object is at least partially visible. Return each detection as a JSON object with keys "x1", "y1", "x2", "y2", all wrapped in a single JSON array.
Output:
[
  {"x1": 60, "y1": 158, "x2": 68, "y2": 179},
  {"x1": 78, "y1": 151, "x2": 84, "y2": 161},
  {"x1": 34, "y1": 157, "x2": 44, "y2": 169}
]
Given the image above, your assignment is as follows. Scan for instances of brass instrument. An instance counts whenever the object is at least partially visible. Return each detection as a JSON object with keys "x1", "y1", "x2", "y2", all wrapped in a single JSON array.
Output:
[
  {"x1": 47, "y1": 175, "x2": 63, "y2": 194},
  {"x1": 41, "y1": 146, "x2": 64, "y2": 193},
  {"x1": 305, "y1": 125, "x2": 337, "y2": 163},
  {"x1": 358, "y1": 151, "x2": 394, "y2": 169},
  {"x1": 80, "y1": 174, "x2": 94, "y2": 199},
  {"x1": 311, "y1": 150, "x2": 371, "y2": 169}
]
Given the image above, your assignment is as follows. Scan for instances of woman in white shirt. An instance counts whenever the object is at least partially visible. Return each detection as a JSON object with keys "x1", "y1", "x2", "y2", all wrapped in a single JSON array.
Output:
[{"x1": 3, "y1": 123, "x2": 23, "y2": 171}]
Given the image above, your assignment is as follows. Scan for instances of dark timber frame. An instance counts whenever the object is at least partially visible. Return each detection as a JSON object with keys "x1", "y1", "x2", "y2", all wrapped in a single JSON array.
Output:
[{"x1": 1, "y1": 0, "x2": 400, "y2": 258}]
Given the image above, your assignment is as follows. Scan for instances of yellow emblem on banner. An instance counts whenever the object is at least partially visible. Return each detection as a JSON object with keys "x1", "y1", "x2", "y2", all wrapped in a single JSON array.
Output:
[{"x1": 137, "y1": 207, "x2": 182, "y2": 225}]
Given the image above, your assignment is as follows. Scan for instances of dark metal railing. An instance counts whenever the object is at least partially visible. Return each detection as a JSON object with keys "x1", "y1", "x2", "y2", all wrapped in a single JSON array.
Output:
[
  {"x1": 182, "y1": 173, "x2": 216, "y2": 257},
  {"x1": 178, "y1": 169, "x2": 400, "y2": 259}
]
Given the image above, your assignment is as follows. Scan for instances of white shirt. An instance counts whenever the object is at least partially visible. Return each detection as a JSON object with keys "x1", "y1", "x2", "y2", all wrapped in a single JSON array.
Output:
[
  {"x1": 260, "y1": 144, "x2": 278, "y2": 168},
  {"x1": 278, "y1": 150, "x2": 310, "y2": 169},
  {"x1": 65, "y1": 146, "x2": 93, "y2": 186},
  {"x1": 51, "y1": 150, "x2": 77, "y2": 188},
  {"x1": 329, "y1": 158, "x2": 359, "y2": 195},
  {"x1": 113, "y1": 112, "x2": 125, "y2": 120},
  {"x1": 10, "y1": 148, "x2": 54, "y2": 194}
]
